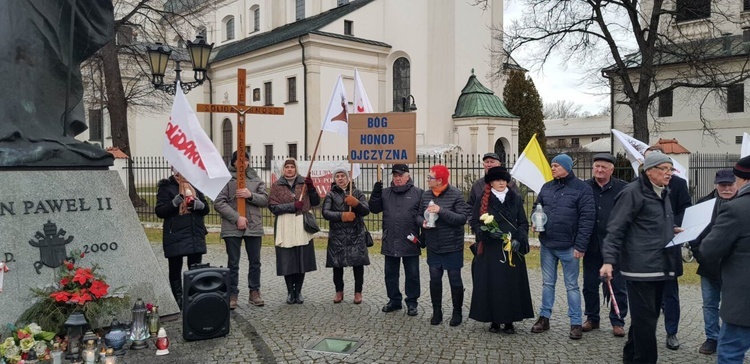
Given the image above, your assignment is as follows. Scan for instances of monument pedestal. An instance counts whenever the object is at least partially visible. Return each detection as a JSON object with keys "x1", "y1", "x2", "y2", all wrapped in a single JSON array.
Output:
[{"x1": 0, "y1": 171, "x2": 178, "y2": 325}]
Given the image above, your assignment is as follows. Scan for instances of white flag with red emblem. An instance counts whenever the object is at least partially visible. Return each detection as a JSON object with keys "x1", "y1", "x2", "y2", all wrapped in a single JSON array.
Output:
[
  {"x1": 353, "y1": 68, "x2": 373, "y2": 113},
  {"x1": 321, "y1": 75, "x2": 349, "y2": 136},
  {"x1": 163, "y1": 82, "x2": 231, "y2": 200}
]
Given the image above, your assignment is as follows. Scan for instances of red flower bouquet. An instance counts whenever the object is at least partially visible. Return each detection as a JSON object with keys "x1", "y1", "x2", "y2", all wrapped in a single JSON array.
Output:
[{"x1": 49, "y1": 257, "x2": 110, "y2": 306}]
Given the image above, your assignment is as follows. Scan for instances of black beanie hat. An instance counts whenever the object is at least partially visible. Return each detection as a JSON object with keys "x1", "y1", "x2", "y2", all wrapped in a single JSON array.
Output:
[
  {"x1": 231, "y1": 151, "x2": 249, "y2": 166},
  {"x1": 484, "y1": 166, "x2": 512, "y2": 184},
  {"x1": 733, "y1": 155, "x2": 750, "y2": 180}
]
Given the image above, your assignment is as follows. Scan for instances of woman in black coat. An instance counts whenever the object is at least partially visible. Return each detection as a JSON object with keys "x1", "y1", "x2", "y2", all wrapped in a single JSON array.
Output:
[
  {"x1": 468, "y1": 166, "x2": 534, "y2": 333},
  {"x1": 154, "y1": 168, "x2": 210, "y2": 307},
  {"x1": 322, "y1": 167, "x2": 370, "y2": 304}
]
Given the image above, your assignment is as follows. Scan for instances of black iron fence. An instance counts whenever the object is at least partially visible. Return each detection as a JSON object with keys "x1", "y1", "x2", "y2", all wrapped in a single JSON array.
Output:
[{"x1": 127, "y1": 152, "x2": 739, "y2": 230}]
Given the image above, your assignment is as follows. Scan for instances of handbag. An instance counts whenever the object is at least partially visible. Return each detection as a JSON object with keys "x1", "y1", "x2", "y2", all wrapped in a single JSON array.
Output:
[
  {"x1": 303, "y1": 211, "x2": 320, "y2": 234},
  {"x1": 358, "y1": 218, "x2": 374, "y2": 247}
]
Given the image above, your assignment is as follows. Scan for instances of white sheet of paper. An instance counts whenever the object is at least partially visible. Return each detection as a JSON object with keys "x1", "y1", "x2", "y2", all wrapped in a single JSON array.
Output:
[
  {"x1": 667, "y1": 198, "x2": 716, "y2": 247},
  {"x1": 0, "y1": 262, "x2": 4, "y2": 293}
]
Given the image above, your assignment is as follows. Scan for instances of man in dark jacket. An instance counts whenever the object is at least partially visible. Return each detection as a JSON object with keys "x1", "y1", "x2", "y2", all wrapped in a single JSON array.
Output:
[
  {"x1": 530, "y1": 154, "x2": 595, "y2": 340},
  {"x1": 699, "y1": 156, "x2": 750, "y2": 363},
  {"x1": 369, "y1": 164, "x2": 424, "y2": 316},
  {"x1": 601, "y1": 152, "x2": 680, "y2": 364},
  {"x1": 582, "y1": 153, "x2": 629, "y2": 338},
  {"x1": 417, "y1": 165, "x2": 470, "y2": 327},
  {"x1": 467, "y1": 153, "x2": 519, "y2": 211},
  {"x1": 214, "y1": 151, "x2": 269, "y2": 309},
  {"x1": 644, "y1": 146, "x2": 691, "y2": 350},
  {"x1": 688, "y1": 169, "x2": 737, "y2": 355}
]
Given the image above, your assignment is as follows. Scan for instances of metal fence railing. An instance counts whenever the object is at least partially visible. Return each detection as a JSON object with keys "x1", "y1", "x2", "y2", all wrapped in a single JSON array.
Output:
[{"x1": 127, "y1": 152, "x2": 740, "y2": 230}]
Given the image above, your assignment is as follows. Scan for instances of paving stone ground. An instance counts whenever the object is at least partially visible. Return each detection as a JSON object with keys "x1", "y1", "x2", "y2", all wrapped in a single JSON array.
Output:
[{"x1": 122, "y1": 242, "x2": 749, "y2": 363}]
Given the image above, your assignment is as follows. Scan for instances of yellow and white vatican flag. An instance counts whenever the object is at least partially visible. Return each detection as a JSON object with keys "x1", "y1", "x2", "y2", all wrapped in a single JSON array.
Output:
[
  {"x1": 321, "y1": 75, "x2": 349, "y2": 136},
  {"x1": 741, "y1": 132, "x2": 750, "y2": 158},
  {"x1": 353, "y1": 68, "x2": 373, "y2": 113},
  {"x1": 510, "y1": 134, "x2": 553, "y2": 194},
  {"x1": 611, "y1": 128, "x2": 688, "y2": 184},
  {"x1": 163, "y1": 82, "x2": 231, "y2": 200}
]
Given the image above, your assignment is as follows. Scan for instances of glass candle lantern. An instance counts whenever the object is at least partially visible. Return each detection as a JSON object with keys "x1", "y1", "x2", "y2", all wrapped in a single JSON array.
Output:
[
  {"x1": 64, "y1": 312, "x2": 89, "y2": 362},
  {"x1": 50, "y1": 343, "x2": 64, "y2": 364},
  {"x1": 82, "y1": 340, "x2": 96, "y2": 364},
  {"x1": 129, "y1": 298, "x2": 150, "y2": 349},
  {"x1": 148, "y1": 305, "x2": 160, "y2": 337}
]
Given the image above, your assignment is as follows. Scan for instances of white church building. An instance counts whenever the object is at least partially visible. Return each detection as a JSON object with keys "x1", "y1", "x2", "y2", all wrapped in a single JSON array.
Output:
[{"x1": 86, "y1": 0, "x2": 519, "y2": 161}]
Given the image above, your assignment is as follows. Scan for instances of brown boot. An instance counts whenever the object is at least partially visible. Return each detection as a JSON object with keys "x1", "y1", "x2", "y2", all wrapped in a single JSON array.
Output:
[
  {"x1": 569, "y1": 325, "x2": 583, "y2": 340},
  {"x1": 333, "y1": 291, "x2": 344, "y2": 303},
  {"x1": 229, "y1": 294, "x2": 238, "y2": 310},
  {"x1": 612, "y1": 326, "x2": 626, "y2": 337},
  {"x1": 582, "y1": 320, "x2": 599, "y2": 332},
  {"x1": 249, "y1": 291, "x2": 265, "y2": 307},
  {"x1": 353, "y1": 292, "x2": 363, "y2": 304},
  {"x1": 530, "y1": 317, "x2": 550, "y2": 333}
]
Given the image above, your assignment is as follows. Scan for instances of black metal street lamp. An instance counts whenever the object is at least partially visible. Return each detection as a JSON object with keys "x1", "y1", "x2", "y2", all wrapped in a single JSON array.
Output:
[
  {"x1": 146, "y1": 35, "x2": 214, "y2": 95},
  {"x1": 401, "y1": 95, "x2": 417, "y2": 112}
]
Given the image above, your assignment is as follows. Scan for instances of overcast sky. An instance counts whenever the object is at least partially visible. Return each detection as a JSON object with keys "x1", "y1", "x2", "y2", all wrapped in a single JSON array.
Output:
[{"x1": 503, "y1": 1, "x2": 610, "y2": 115}]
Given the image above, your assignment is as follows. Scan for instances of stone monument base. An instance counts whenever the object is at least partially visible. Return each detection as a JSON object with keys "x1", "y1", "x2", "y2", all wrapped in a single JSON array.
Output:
[{"x1": 0, "y1": 170, "x2": 178, "y2": 326}]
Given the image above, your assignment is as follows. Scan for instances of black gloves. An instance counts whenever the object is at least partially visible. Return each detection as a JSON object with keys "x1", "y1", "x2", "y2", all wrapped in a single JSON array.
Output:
[
  {"x1": 372, "y1": 181, "x2": 383, "y2": 196},
  {"x1": 489, "y1": 230, "x2": 505, "y2": 241},
  {"x1": 511, "y1": 239, "x2": 520, "y2": 253}
]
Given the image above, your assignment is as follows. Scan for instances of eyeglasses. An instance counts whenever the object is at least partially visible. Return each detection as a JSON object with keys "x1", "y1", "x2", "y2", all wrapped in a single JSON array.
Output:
[
  {"x1": 653, "y1": 166, "x2": 677, "y2": 173},
  {"x1": 426, "y1": 176, "x2": 438, "y2": 181}
]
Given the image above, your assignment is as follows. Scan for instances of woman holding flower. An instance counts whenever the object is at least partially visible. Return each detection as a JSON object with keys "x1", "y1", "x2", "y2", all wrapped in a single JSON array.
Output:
[{"x1": 468, "y1": 166, "x2": 533, "y2": 334}]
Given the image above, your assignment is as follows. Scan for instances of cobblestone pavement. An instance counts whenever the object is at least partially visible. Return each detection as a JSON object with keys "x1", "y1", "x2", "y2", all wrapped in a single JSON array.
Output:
[{"x1": 123, "y1": 243, "x2": 749, "y2": 363}]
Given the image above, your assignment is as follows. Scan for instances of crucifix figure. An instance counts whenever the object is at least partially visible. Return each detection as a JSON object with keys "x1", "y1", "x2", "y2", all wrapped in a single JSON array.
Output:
[{"x1": 196, "y1": 69, "x2": 284, "y2": 216}]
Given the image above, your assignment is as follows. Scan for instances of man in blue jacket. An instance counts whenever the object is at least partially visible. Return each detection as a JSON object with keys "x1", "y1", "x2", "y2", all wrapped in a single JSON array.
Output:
[{"x1": 530, "y1": 154, "x2": 595, "y2": 340}]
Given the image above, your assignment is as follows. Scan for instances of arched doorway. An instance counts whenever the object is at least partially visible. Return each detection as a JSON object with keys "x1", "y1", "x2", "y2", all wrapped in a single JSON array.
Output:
[{"x1": 494, "y1": 137, "x2": 510, "y2": 164}]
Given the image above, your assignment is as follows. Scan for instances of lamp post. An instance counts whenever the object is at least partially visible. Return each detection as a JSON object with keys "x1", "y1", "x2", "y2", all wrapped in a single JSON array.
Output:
[
  {"x1": 401, "y1": 95, "x2": 417, "y2": 112},
  {"x1": 146, "y1": 35, "x2": 214, "y2": 95}
]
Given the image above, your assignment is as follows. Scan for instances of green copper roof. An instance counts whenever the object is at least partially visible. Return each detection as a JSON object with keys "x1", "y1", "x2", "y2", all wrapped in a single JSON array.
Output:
[{"x1": 452, "y1": 70, "x2": 517, "y2": 119}]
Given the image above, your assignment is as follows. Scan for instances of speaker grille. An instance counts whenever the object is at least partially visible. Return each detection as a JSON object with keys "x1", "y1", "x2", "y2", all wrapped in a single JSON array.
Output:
[{"x1": 185, "y1": 294, "x2": 229, "y2": 335}]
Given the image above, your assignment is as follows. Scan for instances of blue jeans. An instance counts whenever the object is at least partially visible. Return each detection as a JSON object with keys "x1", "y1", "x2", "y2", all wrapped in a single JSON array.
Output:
[
  {"x1": 701, "y1": 276, "x2": 722, "y2": 341},
  {"x1": 225, "y1": 236, "x2": 262, "y2": 294},
  {"x1": 717, "y1": 322, "x2": 750, "y2": 363},
  {"x1": 384, "y1": 255, "x2": 420, "y2": 308},
  {"x1": 540, "y1": 245, "x2": 582, "y2": 325},
  {"x1": 662, "y1": 279, "x2": 680, "y2": 335}
]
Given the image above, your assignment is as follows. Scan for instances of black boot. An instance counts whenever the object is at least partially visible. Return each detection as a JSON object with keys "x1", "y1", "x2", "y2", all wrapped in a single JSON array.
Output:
[
  {"x1": 284, "y1": 275, "x2": 295, "y2": 304},
  {"x1": 294, "y1": 274, "x2": 305, "y2": 304},
  {"x1": 449, "y1": 286, "x2": 464, "y2": 327},
  {"x1": 430, "y1": 281, "x2": 442, "y2": 325},
  {"x1": 170, "y1": 280, "x2": 183, "y2": 309}
]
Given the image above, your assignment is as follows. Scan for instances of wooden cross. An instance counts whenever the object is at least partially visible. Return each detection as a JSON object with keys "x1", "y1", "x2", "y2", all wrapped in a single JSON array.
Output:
[{"x1": 196, "y1": 68, "x2": 284, "y2": 216}]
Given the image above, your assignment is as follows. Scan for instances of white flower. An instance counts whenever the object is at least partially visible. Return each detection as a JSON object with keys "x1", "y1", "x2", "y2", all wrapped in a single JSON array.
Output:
[
  {"x1": 479, "y1": 213, "x2": 489, "y2": 222},
  {"x1": 27, "y1": 323, "x2": 42, "y2": 336},
  {"x1": 1, "y1": 338, "x2": 15, "y2": 350},
  {"x1": 33, "y1": 340, "x2": 48, "y2": 356},
  {"x1": 483, "y1": 215, "x2": 495, "y2": 225},
  {"x1": 19, "y1": 337, "x2": 35, "y2": 352}
]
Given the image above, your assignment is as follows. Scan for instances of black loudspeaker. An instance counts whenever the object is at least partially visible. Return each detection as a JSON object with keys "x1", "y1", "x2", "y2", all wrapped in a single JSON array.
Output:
[{"x1": 182, "y1": 267, "x2": 231, "y2": 341}]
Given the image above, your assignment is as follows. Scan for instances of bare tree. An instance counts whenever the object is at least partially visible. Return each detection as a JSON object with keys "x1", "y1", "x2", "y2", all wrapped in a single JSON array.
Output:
[
  {"x1": 490, "y1": 0, "x2": 750, "y2": 143},
  {"x1": 543, "y1": 100, "x2": 585, "y2": 119},
  {"x1": 82, "y1": 0, "x2": 210, "y2": 206}
]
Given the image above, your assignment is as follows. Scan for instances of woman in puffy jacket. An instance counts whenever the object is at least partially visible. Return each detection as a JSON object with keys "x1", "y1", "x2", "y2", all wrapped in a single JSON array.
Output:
[
  {"x1": 322, "y1": 167, "x2": 370, "y2": 304},
  {"x1": 154, "y1": 167, "x2": 210, "y2": 308}
]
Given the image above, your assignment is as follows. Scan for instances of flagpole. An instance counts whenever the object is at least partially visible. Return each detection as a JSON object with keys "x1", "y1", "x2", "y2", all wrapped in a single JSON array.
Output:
[
  {"x1": 299, "y1": 129, "x2": 325, "y2": 201},
  {"x1": 348, "y1": 162, "x2": 354, "y2": 212}
]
